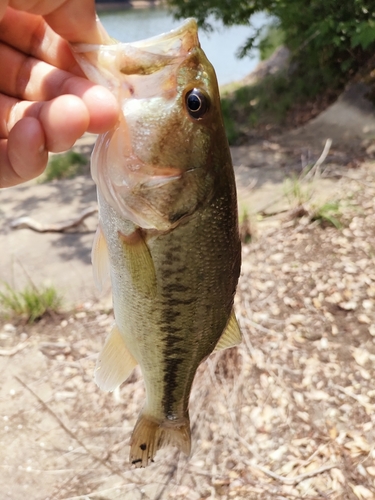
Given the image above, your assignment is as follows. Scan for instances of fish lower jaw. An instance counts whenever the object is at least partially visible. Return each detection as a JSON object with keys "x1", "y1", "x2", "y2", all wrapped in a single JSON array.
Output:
[{"x1": 129, "y1": 412, "x2": 191, "y2": 468}]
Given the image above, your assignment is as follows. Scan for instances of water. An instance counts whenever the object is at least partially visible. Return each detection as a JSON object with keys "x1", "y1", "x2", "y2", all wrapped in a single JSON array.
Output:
[{"x1": 98, "y1": 6, "x2": 270, "y2": 85}]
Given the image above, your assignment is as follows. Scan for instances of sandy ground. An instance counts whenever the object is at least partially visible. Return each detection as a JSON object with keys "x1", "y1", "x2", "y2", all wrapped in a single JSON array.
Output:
[{"x1": 1, "y1": 80, "x2": 375, "y2": 499}]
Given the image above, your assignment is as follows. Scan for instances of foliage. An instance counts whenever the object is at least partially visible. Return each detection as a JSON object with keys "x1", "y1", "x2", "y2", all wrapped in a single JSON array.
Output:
[
  {"x1": 0, "y1": 283, "x2": 62, "y2": 322},
  {"x1": 259, "y1": 25, "x2": 284, "y2": 61},
  {"x1": 41, "y1": 151, "x2": 87, "y2": 182},
  {"x1": 221, "y1": 70, "x2": 322, "y2": 144},
  {"x1": 167, "y1": 0, "x2": 375, "y2": 89}
]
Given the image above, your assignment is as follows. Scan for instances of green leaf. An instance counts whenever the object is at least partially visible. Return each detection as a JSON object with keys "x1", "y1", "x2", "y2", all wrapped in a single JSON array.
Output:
[{"x1": 351, "y1": 22, "x2": 375, "y2": 49}]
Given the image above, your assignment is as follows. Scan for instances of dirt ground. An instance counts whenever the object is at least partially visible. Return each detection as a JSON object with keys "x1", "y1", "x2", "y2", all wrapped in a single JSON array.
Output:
[{"x1": 1, "y1": 76, "x2": 375, "y2": 499}]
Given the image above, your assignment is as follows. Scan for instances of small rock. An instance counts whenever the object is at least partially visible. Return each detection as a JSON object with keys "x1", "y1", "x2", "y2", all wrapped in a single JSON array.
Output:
[
  {"x1": 307, "y1": 390, "x2": 330, "y2": 401},
  {"x1": 362, "y1": 299, "x2": 373, "y2": 310},
  {"x1": 358, "y1": 314, "x2": 370, "y2": 324},
  {"x1": 326, "y1": 292, "x2": 342, "y2": 304},
  {"x1": 312, "y1": 298, "x2": 322, "y2": 309},
  {"x1": 288, "y1": 314, "x2": 305, "y2": 325},
  {"x1": 301, "y1": 329, "x2": 322, "y2": 341},
  {"x1": 352, "y1": 348, "x2": 370, "y2": 366},
  {"x1": 270, "y1": 252, "x2": 284, "y2": 263},
  {"x1": 320, "y1": 337, "x2": 329, "y2": 349},
  {"x1": 338, "y1": 301, "x2": 357, "y2": 311},
  {"x1": 331, "y1": 324, "x2": 339, "y2": 335},
  {"x1": 3, "y1": 323, "x2": 16, "y2": 333},
  {"x1": 269, "y1": 444, "x2": 288, "y2": 461}
]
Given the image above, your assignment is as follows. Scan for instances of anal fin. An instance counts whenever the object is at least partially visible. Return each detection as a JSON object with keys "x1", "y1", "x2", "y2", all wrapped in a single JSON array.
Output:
[
  {"x1": 95, "y1": 323, "x2": 137, "y2": 391},
  {"x1": 214, "y1": 309, "x2": 242, "y2": 352}
]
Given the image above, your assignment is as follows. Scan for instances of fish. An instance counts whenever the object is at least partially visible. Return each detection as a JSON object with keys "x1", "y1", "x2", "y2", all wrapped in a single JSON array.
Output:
[{"x1": 72, "y1": 18, "x2": 241, "y2": 468}]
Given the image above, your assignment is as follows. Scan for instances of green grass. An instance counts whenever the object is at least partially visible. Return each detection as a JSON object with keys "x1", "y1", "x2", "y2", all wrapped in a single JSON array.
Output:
[
  {"x1": 284, "y1": 174, "x2": 314, "y2": 207},
  {"x1": 40, "y1": 151, "x2": 88, "y2": 182},
  {"x1": 284, "y1": 174, "x2": 343, "y2": 228},
  {"x1": 0, "y1": 283, "x2": 62, "y2": 323},
  {"x1": 311, "y1": 201, "x2": 343, "y2": 229},
  {"x1": 239, "y1": 208, "x2": 254, "y2": 243}
]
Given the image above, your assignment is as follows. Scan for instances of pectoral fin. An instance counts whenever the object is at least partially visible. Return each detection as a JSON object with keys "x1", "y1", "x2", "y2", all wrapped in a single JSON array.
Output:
[
  {"x1": 92, "y1": 225, "x2": 110, "y2": 292},
  {"x1": 95, "y1": 323, "x2": 137, "y2": 392},
  {"x1": 214, "y1": 310, "x2": 242, "y2": 352},
  {"x1": 118, "y1": 229, "x2": 157, "y2": 297}
]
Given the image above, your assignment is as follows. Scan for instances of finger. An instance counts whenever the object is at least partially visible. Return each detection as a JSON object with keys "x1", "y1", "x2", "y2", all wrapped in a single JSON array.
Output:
[
  {"x1": 3, "y1": 90, "x2": 115, "y2": 147},
  {"x1": 9, "y1": 0, "x2": 107, "y2": 44},
  {"x1": 6, "y1": 94, "x2": 89, "y2": 152},
  {"x1": 0, "y1": 2, "x2": 8, "y2": 21},
  {"x1": 0, "y1": 43, "x2": 119, "y2": 133},
  {"x1": 38, "y1": 94, "x2": 90, "y2": 152},
  {"x1": 0, "y1": 39, "x2": 79, "y2": 100},
  {"x1": 0, "y1": 117, "x2": 48, "y2": 188},
  {"x1": 0, "y1": 7, "x2": 82, "y2": 74},
  {"x1": 43, "y1": 0, "x2": 109, "y2": 44}
]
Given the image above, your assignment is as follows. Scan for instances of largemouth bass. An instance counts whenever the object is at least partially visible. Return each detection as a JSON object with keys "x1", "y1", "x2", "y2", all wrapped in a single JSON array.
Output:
[{"x1": 73, "y1": 19, "x2": 241, "y2": 467}]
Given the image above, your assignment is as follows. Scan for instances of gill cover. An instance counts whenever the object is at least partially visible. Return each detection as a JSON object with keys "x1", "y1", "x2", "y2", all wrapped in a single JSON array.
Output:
[{"x1": 72, "y1": 20, "x2": 212, "y2": 231}]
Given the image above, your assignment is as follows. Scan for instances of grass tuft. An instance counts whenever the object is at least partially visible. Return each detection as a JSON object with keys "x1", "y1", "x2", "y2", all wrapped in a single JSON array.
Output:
[
  {"x1": 311, "y1": 201, "x2": 343, "y2": 229},
  {"x1": 40, "y1": 151, "x2": 87, "y2": 182},
  {"x1": 0, "y1": 283, "x2": 62, "y2": 323},
  {"x1": 284, "y1": 174, "x2": 314, "y2": 207}
]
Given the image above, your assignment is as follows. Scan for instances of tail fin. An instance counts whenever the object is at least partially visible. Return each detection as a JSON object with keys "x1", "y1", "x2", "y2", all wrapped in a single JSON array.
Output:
[{"x1": 129, "y1": 413, "x2": 191, "y2": 467}]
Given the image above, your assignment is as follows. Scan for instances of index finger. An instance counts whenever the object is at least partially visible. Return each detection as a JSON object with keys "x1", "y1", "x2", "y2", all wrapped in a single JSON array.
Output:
[{"x1": 0, "y1": 8, "x2": 82, "y2": 74}]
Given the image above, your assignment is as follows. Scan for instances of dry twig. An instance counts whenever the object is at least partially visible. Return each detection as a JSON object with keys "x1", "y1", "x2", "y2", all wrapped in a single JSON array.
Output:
[
  {"x1": 10, "y1": 206, "x2": 98, "y2": 233},
  {"x1": 0, "y1": 341, "x2": 29, "y2": 356}
]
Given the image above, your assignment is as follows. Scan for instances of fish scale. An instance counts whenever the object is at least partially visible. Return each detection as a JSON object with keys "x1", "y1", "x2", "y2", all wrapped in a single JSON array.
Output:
[{"x1": 72, "y1": 18, "x2": 241, "y2": 467}]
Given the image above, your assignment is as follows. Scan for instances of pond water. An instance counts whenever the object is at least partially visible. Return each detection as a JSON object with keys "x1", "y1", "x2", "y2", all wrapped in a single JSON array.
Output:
[{"x1": 98, "y1": 6, "x2": 270, "y2": 85}]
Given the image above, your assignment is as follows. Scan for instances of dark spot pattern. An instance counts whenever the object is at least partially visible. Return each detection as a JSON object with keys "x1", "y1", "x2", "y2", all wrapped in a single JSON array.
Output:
[{"x1": 159, "y1": 244, "x2": 193, "y2": 414}]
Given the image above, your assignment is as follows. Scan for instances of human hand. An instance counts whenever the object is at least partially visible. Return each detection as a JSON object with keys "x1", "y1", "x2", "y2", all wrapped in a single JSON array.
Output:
[{"x1": 0, "y1": 1, "x2": 119, "y2": 188}]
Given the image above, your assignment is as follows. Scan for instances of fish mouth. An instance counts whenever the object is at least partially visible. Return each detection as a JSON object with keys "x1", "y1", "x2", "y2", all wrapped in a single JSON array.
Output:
[{"x1": 72, "y1": 18, "x2": 200, "y2": 82}]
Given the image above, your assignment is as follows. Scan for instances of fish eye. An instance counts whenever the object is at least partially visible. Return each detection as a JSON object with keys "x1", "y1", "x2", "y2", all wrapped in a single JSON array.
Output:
[{"x1": 185, "y1": 89, "x2": 209, "y2": 119}]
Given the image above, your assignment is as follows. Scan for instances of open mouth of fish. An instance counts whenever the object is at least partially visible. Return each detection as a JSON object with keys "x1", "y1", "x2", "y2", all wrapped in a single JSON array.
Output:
[{"x1": 72, "y1": 18, "x2": 201, "y2": 99}]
